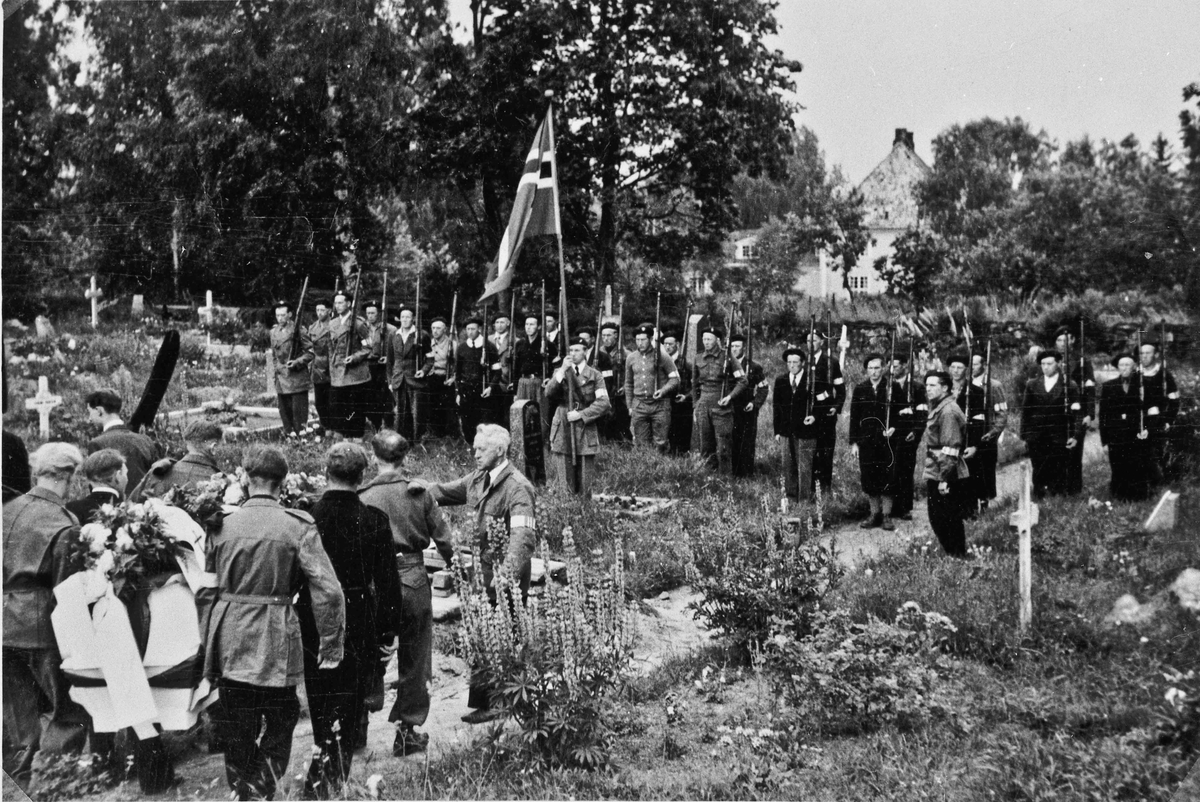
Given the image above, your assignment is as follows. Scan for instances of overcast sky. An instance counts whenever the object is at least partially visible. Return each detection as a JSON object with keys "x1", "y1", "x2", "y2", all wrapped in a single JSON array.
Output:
[{"x1": 449, "y1": 0, "x2": 1200, "y2": 183}]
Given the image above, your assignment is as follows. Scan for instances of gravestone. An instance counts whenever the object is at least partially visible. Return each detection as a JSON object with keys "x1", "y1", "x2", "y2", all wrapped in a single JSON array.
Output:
[
  {"x1": 1009, "y1": 459, "x2": 1039, "y2": 634},
  {"x1": 25, "y1": 376, "x2": 62, "y2": 439},
  {"x1": 1144, "y1": 490, "x2": 1179, "y2": 532},
  {"x1": 84, "y1": 275, "x2": 103, "y2": 328},
  {"x1": 131, "y1": 295, "x2": 145, "y2": 319},
  {"x1": 509, "y1": 398, "x2": 545, "y2": 484},
  {"x1": 264, "y1": 349, "x2": 275, "y2": 395},
  {"x1": 34, "y1": 315, "x2": 55, "y2": 340},
  {"x1": 685, "y1": 313, "x2": 706, "y2": 367}
]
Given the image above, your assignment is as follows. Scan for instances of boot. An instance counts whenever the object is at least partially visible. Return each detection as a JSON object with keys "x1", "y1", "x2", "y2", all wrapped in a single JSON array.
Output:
[
  {"x1": 860, "y1": 497, "x2": 882, "y2": 528},
  {"x1": 881, "y1": 497, "x2": 895, "y2": 530}
]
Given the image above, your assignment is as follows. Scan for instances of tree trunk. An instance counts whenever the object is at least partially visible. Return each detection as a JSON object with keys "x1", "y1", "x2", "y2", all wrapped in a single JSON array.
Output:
[
  {"x1": 594, "y1": 0, "x2": 620, "y2": 293},
  {"x1": 171, "y1": 197, "x2": 183, "y2": 302}
]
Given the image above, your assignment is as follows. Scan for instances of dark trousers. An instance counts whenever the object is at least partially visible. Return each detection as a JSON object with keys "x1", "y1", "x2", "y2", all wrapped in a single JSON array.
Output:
[
  {"x1": 961, "y1": 454, "x2": 981, "y2": 518},
  {"x1": 1109, "y1": 441, "x2": 1151, "y2": 501},
  {"x1": 693, "y1": 399, "x2": 734, "y2": 474},
  {"x1": 330, "y1": 383, "x2": 367, "y2": 437},
  {"x1": 458, "y1": 392, "x2": 488, "y2": 443},
  {"x1": 732, "y1": 411, "x2": 760, "y2": 476},
  {"x1": 1066, "y1": 430, "x2": 1086, "y2": 494},
  {"x1": 303, "y1": 653, "x2": 367, "y2": 798},
  {"x1": 365, "y1": 365, "x2": 390, "y2": 431},
  {"x1": 1029, "y1": 439, "x2": 1070, "y2": 499},
  {"x1": 631, "y1": 397, "x2": 671, "y2": 451},
  {"x1": 814, "y1": 424, "x2": 837, "y2": 493},
  {"x1": 975, "y1": 441, "x2": 999, "y2": 502},
  {"x1": 216, "y1": 679, "x2": 300, "y2": 801},
  {"x1": 892, "y1": 442, "x2": 919, "y2": 516},
  {"x1": 668, "y1": 397, "x2": 693, "y2": 455},
  {"x1": 313, "y1": 382, "x2": 332, "y2": 431},
  {"x1": 557, "y1": 453, "x2": 597, "y2": 497},
  {"x1": 782, "y1": 436, "x2": 817, "y2": 501},
  {"x1": 389, "y1": 561, "x2": 434, "y2": 729},
  {"x1": 2, "y1": 647, "x2": 89, "y2": 791},
  {"x1": 927, "y1": 479, "x2": 966, "y2": 557},
  {"x1": 394, "y1": 385, "x2": 416, "y2": 440},
  {"x1": 1148, "y1": 428, "x2": 1169, "y2": 485},
  {"x1": 420, "y1": 379, "x2": 453, "y2": 438},
  {"x1": 490, "y1": 390, "x2": 514, "y2": 431},
  {"x1": 277, "y1": 391, "x2": 310, "y2": 435}
]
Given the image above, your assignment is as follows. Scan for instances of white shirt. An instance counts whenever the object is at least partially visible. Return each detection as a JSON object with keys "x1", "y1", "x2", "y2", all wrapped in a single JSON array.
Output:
[
  {"x1": 466, "y1": 336, "x2": 484, "y2": 349},
  {"x1": 102, "y1": 418, "x2": 125, "y2": 432},
  {"x1": 1043, "y1": 373, "x2": 1060, "y2": 393},
  {"x1": 487, "y1": 459, "x2": 510, "y2": 489}
]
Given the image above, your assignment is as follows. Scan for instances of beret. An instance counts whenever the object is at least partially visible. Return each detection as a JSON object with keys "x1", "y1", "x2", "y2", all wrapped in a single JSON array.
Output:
[
  {"x1": 782, "y1": 346, "x2": 806, "y2": 362},
  {"x1": 945, "y1": 350, "x2": 971, "y2": 367},
  {"x1": 465, "y1": 316, "x2": 483, "y2": 327},
  {"x1": 634, "y1": 324, "x2": 655, "y2": 337},
  {"x1": 1110, "y1": 352, "x2": 1135, "y2": 367},
  {"x1": 430, "y1": 316, "x2": 447, "y2": 326},
  {"x1": 600, "y1": 321, "x2": 619, "y2": 332},
  {"x1": 568, "y1": 335, "x2": 587, "y2": 347},
  {"x1": 862, "y1": 352, "x2": 885, "y2": 369},
  {"x1": 1038, "y1": 348, "x2": 1062, "y2": 362},
  {"x1": 729, "y1": 332, "x2": 746, "y2": 345}
]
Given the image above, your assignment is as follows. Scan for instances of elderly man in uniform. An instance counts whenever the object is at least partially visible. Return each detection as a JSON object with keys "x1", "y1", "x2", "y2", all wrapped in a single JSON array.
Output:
[
  {"x1": 131, "y1": 419, "x2": 224, "y2": 502},
  {"x1": 360, "y1": 431, "x2": 455, "y2": 755},
  {"x1": 307, "y1": 299, "x2": 334, "y2": 432},
  {"x1": 773, "y1": 346, "x2": 820, "y2": 504},
  {"x1": 807, "y1": 330, "x2": 845, "y2": 494},
  {"x1": 663, "y1": 332, "x2": 693, "y2": 455},
  {"x1": 691, "y1": 327, "x2": 747, "y2": 475},
  {"x1": 970, "y1": 351, "x2": 1008, "y2": 513},
  {"x1": 1021, "y1": 349, "x2": 1083, "y2": 499},
  {"x1": 546, "y1": 336, "x2": 612, "y2": 497},
  {"x1": 328, "y1": 290, "x2": 373, "y2": 438},
  {"x1": 85, "y1": 389, "x2": 160, "y2": 494},
  {"x1": 849, "y1": 353, "x2": 903, "y2": 530},
  {"x1": 624, "y1": 323, "x2": 679, "y2": 452},
  {"x1": 387, "y1": 307, "x2": 428, "y2": 441},
  {"x1": 430, "y1": 424, "x2": 538, "y2": 724},
  {"x1": 1054, "y1": 325, "x2": 1096, "y2": 494},
  {"x1": 729, "y1": 333, "x2": 768, "y2": 477},
  {"x1": 922, "y1": 371, "x2": 970, "y2": 557},
  {"x1": 417, "y1": 317, "x2": 455, "y2": 438},
  {"x1": 455, "y1": 316, "x2": 500, "y2": 442},
  {"x1": 205, "y1": 445, "x2": 345, "y2": 801},
  {"x1": 269, "y1": 298, "x2": 315, "y2": 436},
  {"x1": 488, "y1": 311, "x2": 515, "y2": 429},
  {"x1": 300, "y1": 443, "x2": 400, "y2": 796},
  {"x1": 2, "y1": 443, "x2": 89, "y2": 792},
  {"x1": 1100, "y1": 353, "x2": 1151, "y2": 501}
]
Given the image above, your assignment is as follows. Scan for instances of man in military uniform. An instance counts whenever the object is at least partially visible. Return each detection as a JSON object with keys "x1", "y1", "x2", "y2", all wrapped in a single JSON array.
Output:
[
  {"x1": 849, "y1": 353, "x2": 902, "y2": 530},
  {"x1": 269, "y1": 299, "x2": 314, "y2": 436},
  {"x1": 429, "y1": 424, "x2": 538, "y2": 723},
  {"x1": 360, "y1": 431, "x2": 455, "y2": 756},
  {"x1": 970, "y1": 351, "x2": 1008, "y2": 513},
  {"x1": 1100, "y1": 353, "x2": 1151, "y2": 501},
  {"x1": 1021, "y1": 349, "x2": 1083, "y2": 498},
  {"x1": 624, "y1": 323, "x2": 679, "y2": 452},
  {"x1": 890, "y1": 349, "x2": 926, "y2": 520},
  {"x1": 1055, "y1": 325, "x2": 1096, "y2": 494},
  {"x1": 488, "y1": 311, "x2": 515, "y2": 429},
  {"x1": 2, "y1": 443, "x2": 88, "y2": 792},
  {"x1": 1139, "y1": 338, "x2": 1180, "y2": 484},
  {"x1": 546, "y1": 337, "x2": 612, "y2": 496},
  {"x1": 599, "y1": 321, "x2": 631, "y2": 442},
  {"x1": 691, "y1": 327, "x2": 747, "y2": 475},
  {"x1": 131, "y1": 419, "x2": 224, "y2": 502},
  {"x1": 417, "y1": 317, "x2": 454, "y2": 438},
  {"x1": 205, "y1": 445, "x2": 345, "y2": 801},
  {"x1": 328, "y1": 290, "x2": 373, "y2": 438},
  {"x1": 387, "y1": 307, "x2": 428, "y2": 441},
  {"x1": 729, "y1": 333, "x2": 768, "y2": 477},
  {"x1": 947, "y1": 351, "x2": 987, "y2": 518},
  {"x1": 363, "y1": 300, "x2": 394, "y2": 432},
  {"x1": 663, "y1": 332, "x2": 693, "y2": 455},
  {"x1": 807, "y1": 330, "x2": 845, "y2": 494},
  {"x1": 773, "y1": 346, "x2": 820, "y2": 504},
  {"x1": 922, "y1": 371, "x2": 970, "y2": 557},
  {"x1": 456, "y1": 317, "x2": 501, "y2": 442},
  {"x1": 307, "y1": 300, "x2": 334, "y2": 432}
]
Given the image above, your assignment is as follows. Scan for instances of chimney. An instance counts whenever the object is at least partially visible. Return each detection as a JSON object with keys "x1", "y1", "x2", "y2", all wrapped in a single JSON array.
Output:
[{"x1": 894, "y1": 128, "x2": 914, "y2": 151}]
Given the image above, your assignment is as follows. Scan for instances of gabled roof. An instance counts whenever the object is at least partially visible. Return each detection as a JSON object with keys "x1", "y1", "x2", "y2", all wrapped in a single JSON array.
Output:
[{"x1": 858, "y1": 130, "x2": 931, "y2": 229}]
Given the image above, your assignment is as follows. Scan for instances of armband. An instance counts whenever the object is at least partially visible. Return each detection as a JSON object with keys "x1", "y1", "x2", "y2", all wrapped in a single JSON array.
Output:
[
  {"x1": 940, "y1": 446, "x2": 960, "y2": 457},
  {"x1": 510, "y1": 515, "x2": 536, "y2": 530}
]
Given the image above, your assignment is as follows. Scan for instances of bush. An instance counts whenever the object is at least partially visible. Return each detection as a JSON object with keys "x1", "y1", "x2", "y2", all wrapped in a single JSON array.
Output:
[
  {"x1": 455, "y1": 525, "x2": 637, "y2": 770},
  {"x1": 763, "y1": 602, "x2": 955, "y2": 735},
  {"x1": 687, "y1": 508, "x2": 841, "y2": 652}
]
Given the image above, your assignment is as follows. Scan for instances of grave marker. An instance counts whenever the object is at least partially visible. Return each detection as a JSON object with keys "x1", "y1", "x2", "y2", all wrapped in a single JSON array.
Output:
[
  {"x1": 131, "y1": 295, "x2": 145, "y2": 319},
  {"x1": 25, "y1": 376, "x2": 62, "y2": 439},
  {"x1": 1008, "y1": 459, "x2": 1039, "y2": 634},
  {"x1": 1144, "y1": 490, "x2": 1179, "y2": 532},
  {"x1": 84, "y1": 275, "x2": 103, "y2": 328}
]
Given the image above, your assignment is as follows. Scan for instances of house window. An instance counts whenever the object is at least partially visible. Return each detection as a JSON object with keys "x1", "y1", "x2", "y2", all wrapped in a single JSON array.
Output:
[
  {"x1": 740, "y1": 244, "x2": 757, "y2": 261},
  {"x1": 850, "y1": 276, "x2": 869, "y2": 291}
]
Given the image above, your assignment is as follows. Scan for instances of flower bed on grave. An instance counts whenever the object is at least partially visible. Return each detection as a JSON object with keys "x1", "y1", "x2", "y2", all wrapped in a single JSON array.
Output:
[{"x1": 592, "y1": 493, "x2": 679, "y2": 519}]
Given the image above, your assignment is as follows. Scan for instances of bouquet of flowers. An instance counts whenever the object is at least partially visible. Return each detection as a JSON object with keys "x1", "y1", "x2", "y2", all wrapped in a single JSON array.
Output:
[
  {"x1": 158, "y1": 471, "x2": 246, "y2": 528},
  {"x1": 75, "y1": 501, "x2": 179, "y2": 596},
  {"x1": 280, "y1": 471, "x2": 327, "y2": 511}
]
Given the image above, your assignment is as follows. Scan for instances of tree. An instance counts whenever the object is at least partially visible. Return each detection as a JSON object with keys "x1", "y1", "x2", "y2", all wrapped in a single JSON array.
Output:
[
  {"x1": 876, "y1": 227, "x2": 955, "y2": 301},
  {"x1": 731, "y1": 127, "x2": 835, "y2": 229}
]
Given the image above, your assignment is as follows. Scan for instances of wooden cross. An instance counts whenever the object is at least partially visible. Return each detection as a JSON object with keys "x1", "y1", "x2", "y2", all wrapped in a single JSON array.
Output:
[
  {"x1": 84, "y1": 275, "x2": 103, "y2": 328},
  {"x1": 199, "y1": 289, "x2": 215, "y2": 325},
  {"x1": 25, "y1": 376, "x2": 62, "y2": 440},
  {"x1": 1008, "y1": 459, "x2": 1039, "y2": 634}
]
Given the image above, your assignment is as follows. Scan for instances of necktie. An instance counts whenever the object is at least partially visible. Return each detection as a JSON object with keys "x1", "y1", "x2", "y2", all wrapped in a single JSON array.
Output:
[
  {"x1": 482, "y1": 472, "x2": 492, "y2": 495},
  {"x1": 792, "y1": 375, "x2": 798, "y2": 389}
]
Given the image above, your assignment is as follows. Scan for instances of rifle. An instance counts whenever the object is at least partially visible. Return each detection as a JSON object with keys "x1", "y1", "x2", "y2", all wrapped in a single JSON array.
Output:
[
  {"x1": 1137, "y1": 329, "x2": 1145, "y2": 434},
  {"x1": 481, "y1": 304, "x2": 489, "y2": 395},
  {"x1": 540, "y1": 280, "x2": 547, "y2": 384},
  {"x1": 806, "y1": 314, "x2": 816, "y2": 420},
  {"x1": 653, "y1": 291, "x2": 662, "y2": 396},
  {"x1": 617, "y1": 295, "x2": 625, "y2": 375},
  {"x1": 378, "y1": 270, "x2": 388, "y2": 364},
  {"x1": 984, "y1": 337, "x2": 993, "y2": 437},
  {"x1": 415, "y1": 271, "x2": 422, "y2": 346},
  {"x1": 1062, "y1": 323, "x2": 1071, "y2": 441},
  {"x1": 825, "y1": 309, "x2": 833, "y2": 388},
  {"x1": 885, "y1": 328, "x2": 896, "y2": 435},
  {"x1": 508, "y1": 291, "x2": 517, "y2": 391},
  {"x1": 720, "y1": 306, "x2": 734, "y2": 400},
  {"x1": 448, "y1": 291, "x2": 459, "y2": 385},
  {"x1": 679, "y1": 297, "x2": 692, "y2": 395},
  {"x1": 291, "y1": 274, "x2": 310, "y2": 357},
  {"x1": 594, "y1": 301, "x2": 603, "y2": 366}
]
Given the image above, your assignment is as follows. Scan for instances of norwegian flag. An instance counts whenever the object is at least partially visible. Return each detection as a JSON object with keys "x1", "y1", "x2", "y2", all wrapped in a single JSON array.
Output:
[{"x1": 479, "y1": 106, "x2": 562, "y2": 302}]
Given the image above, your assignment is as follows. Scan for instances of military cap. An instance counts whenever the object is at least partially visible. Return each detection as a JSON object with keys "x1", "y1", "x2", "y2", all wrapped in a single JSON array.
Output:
[
  {"x1": 634, "y1": 323, "x2": 655, "y2": 337},
  {"x1": 430, "y1": 316, "x2": 448, "y2": 326},
  {"x1": 1038, "y1": 348, "x2": 1062, "y2": 363},
  {"x1": 332, "y1": 290, "x2": 349, "y2": 302},
  {"x1": 662, "y1": 331, "x2": 681, "y2": 341},
  {"x1": 862, "y1": 352, "x2": 885, "y2": 369},
  {"x1": 577, "y1": 327, "x2": 596, "y2": 338},
  {"x1": 273, "y1": 299, "x2": 291, "y2": 309},
  {"x1": 1053, "y1": 325, "x2": 1073, "y2": 338},
  {"x1": 600, "y1": 321, "x2": 619, "y2": 332},
  {"x1": 544, "y1": 310, "x2": 559, "y2": 321},
  {"x1": 362, "y1": 299, "x2": 379, "y2": 311},
  {"x1": 945, "y1": 350, "x2": 971, "y2": 367},
  {"x1": 465, "y1": 316, "x2": 483, "y2": 327},
  {"x1": 493, "y1": 310, "x2": 511, "y2": 321},
  {"x1": 568, "y1": 335, "x2": 588, "y2": 347},
  {"x1": 522, "y1": 311, "x2": 540, "y2": 323},
  {"x1": 700, "y1": 326, "x2": 722, "y2": 338},
  {"x1": 782, "y1": 346, "x2": 806, "y2": 362},
  {"x1": 729, "y1": 332, "x2": 747, "y2": 345},
  {"x1": 1110, "y1": 352, "x2": 1136, "y2": 367}
]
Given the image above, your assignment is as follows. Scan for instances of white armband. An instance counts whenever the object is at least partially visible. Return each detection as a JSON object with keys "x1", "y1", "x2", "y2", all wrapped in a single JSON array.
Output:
[
  {"x1": 833, "y1": 378, "x2": 844, "y2": 385},
  {"x1": 817, "y1": 392, "x2": 830, "y2": 401},
  {"x1": 995, "y1": 402, "x2": 1007, "y2": 411},
  {"x1": 510, "y1": 515, "x2": 536, "y2": 530},
  {"x1": 668, "y1": 370, "x2": 680, "y2": 379},
  {"x1": 1085, "y1": 379, "x2": 1095, "y2": 387},
  {"x1": 972, "y1": 414, "x2": 986, "y2": 421},
  {"x1": 602, "y1": 370, "x2": 613, "y2": 378},
  {"x1": 940, "y1": 446, "x2": 960, "y2": 457},
  {"x1": 1168, "y1": 391, "x2": 1180, "y2": 400},
  {"x1": 1070, "y1": 403, "x2": 1081, "y2": 411},
  {"x1": 491, "y1": 362, "x2": 502, "y2": 370},
  {"x1": 734, "y1": 370, "x2": 745, "y2": 378},
  {"x1": 916, "y1": 404, "x2": 928, "y2": 412},
  {"x1": 1148, "y1": 406, "x2": 1160, "y2": 416},
  {"x1": 596, "y1": 387, "x2": 610, "y2": 399}
]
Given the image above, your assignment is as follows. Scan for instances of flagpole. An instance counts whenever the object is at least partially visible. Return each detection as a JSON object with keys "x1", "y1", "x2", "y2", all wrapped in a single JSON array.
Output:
[{"x1": 545, "y1": 93, "x2": 576, "y2": 461}]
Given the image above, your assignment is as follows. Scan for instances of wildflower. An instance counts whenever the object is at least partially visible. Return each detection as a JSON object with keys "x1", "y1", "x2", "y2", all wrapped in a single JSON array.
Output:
[{"x1": 113, "y1": 527, "x2": 135, "y2": 552}]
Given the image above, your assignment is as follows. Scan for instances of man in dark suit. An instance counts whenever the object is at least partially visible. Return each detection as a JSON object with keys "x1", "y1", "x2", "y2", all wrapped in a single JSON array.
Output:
[
  {"x1": 1021, "y1": 349, "x2": 1083, "y2": 498},
  {"x1": 387, "y1": 307, "x2": 429, "y2": 441},
  {"x1": 773, "y1": 346, "x2": 820, "y2": 503},
  {"x1": 66, "y1": 449, "x2": 126, "y2": 525},
  {"x1": 455, "y1": 317, "x2": 501, "y2": 442},
  {"x1": 84, "y1": 389, "x2": 159, "y2": 495},
  {"x1": 1099, "y1": 353, "x2": 1151, "y2": 501}
]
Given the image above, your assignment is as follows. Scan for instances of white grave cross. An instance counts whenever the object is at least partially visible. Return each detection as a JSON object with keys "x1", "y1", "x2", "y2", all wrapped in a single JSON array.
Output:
[
  {"x1": 84, "y1": 275, "x2": 103, "y2": 328},
  {"x1": 199, "y1": 290, "x2": 215, "y2": 326},
  {"x1": 1009, "y1": 459, "x2": 1039, "y2": 634},
  {"x1": 25, "y1": 376, "x2": 63, "y2": 440}
]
